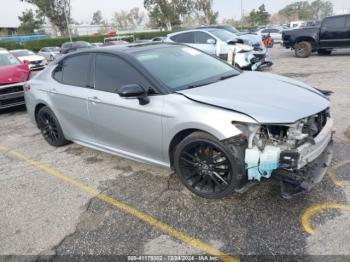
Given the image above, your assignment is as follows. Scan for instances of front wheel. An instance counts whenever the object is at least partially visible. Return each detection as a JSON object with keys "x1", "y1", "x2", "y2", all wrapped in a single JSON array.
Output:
[
  {"x1": 174, "y1": 132, "x2": 239, "y2": 199},
  {"x1": 37, "y1": 106, "x2": 69, "y2": 147},
  {"x1": 294, "y1": 41, "x2": 312, "y2": 58}
]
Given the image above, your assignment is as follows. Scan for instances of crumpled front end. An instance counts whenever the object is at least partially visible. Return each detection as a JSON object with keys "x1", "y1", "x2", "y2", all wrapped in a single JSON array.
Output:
[{"x1": 238, "y1": 108, "x2": 333, "y2": 198}]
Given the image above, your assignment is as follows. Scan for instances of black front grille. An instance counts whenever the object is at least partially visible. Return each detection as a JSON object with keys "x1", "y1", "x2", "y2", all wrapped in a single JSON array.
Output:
[
  {"x1": 0, "y1": 85, "x2": 24, "y2": 95},
  {"x1": 31, "y1": 60, "x2": 43, "y2": 65},
  {"x1": 0, "y1": 96, "x2": 24, "y2": 106}
]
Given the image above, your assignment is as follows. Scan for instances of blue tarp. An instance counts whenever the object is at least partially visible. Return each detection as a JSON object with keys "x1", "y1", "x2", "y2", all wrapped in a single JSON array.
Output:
[{"x1": 0, "y1": 35, "x2": 48, "y2": 42}]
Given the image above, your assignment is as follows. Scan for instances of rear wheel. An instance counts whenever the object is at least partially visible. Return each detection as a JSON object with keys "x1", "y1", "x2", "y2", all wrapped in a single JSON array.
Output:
[
  {"x1": 37, "y1": 106, "x2": 69, "y2": 147},
  {"x1": 294, "y1": 41, "x2": 312, "y2": 58},
  {"x1": 317, "y1": 49, "x2": 332, "y2": 56},
  {"x1": 174, "y1": 132, "x2": 238, "y2": 199}
]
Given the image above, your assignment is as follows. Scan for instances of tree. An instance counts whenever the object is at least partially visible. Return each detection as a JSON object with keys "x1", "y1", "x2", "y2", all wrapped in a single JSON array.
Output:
[
  {"x1": 17, "y1": 9, "x2": 44, "y2": 34},
  {"x1": 144, "y1": 0, "x2": 193, "y2": 30},
  {"x1": 246, "y1": 4, "x2": 271, "y2": 26},
  {"x1": 112, "y1": 10, "x2": 131, "y2": 30},
  {"x1": 278, "y1": 0, "x2": 333, "y2": 22},
  {"x1": 91, "y1": 10, "x2": 103, "y2": 25},
  {"x1": 128, "y1": 7, "x2": 145, "y2": 29},
  {"x1": 194, "y1": 0, "x2": 218, "y2": 25},
  {"x1": 309, "y1": 0, "x2": 333, "y2": 20},
  {"x1": 21, "y1": 0, "x2": 72, "y2": 36}
]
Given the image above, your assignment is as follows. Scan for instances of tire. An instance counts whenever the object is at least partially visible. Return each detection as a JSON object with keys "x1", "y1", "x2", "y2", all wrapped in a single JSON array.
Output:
[
  {"x1": 317, "y1": 49, "x2": 332, "y2": 56},
  {"x1": 174, "y1": 132, "x2": 239, "y2": 199},
  {"x1": 37, "y1": 106, "x2": 69, "y2": 147},
  {"x1": 294, "y1": 41, "x2": 312, "y2": 58}
]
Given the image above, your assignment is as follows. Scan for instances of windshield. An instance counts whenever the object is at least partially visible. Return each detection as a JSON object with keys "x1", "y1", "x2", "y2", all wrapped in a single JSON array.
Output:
[
  {"x1": 76, "y1": 42, "x2": 92, "y2": 48},
  {"x1": 223, "y1": 25, "x2": 240, "y2": 34},
  {"x1": 0, "y1": 52, "x2": 20, "y2": 66},
  {"x1": 206, "y1": 29, "x2": 237, "y2": 42},
  {"x1": 11, "y1": 50, "x2": 34, "y2": 57},
  {"x1": 134, "y1": 45, "x2": 239, "y2": 91},
  {"x1": 48, "y1": 47, "x2": 60, "y2": 52}
]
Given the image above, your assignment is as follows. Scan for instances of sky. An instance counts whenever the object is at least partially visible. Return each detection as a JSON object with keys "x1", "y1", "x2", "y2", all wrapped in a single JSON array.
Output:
[{"x1": 1, "y1": 0, "x2": 350, "y2": 27}]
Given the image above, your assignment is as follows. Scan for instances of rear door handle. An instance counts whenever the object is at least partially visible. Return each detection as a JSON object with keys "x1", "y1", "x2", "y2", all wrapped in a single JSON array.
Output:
[
  {"x1": 88, "y1": 96, "x2": 102, "y2": 103},
  {"x1": 50, "y1": 88, "x2": 57, "y2": 94}
]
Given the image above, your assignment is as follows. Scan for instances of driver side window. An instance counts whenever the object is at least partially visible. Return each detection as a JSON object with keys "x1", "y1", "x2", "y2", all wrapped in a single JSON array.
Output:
[
  {"x1": 194, "y1": 32, "x2": 214, "y2": 44},
  {"x1": 94, "y1": 54, "x2": 150, "y2": 93}
]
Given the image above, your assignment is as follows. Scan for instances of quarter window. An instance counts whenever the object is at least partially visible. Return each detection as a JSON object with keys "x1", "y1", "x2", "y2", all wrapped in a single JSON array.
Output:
[
  {"x1": 95, "y1": 54, "x2": 148, "y2": 93},
  {"x1": 170, "y1": 32, "x2": 195, "y2": 43},
  {"x1": 53, "y1": 54, "x2": 92, "y2": 87}
]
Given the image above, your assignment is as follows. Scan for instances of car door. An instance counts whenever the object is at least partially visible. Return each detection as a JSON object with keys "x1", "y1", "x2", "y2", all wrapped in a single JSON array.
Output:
[
  {"x1": 320, "y1": 16, "x2": 347, "y2": 48},
  {"x1": 87, "y1": 53, "x2": 164, "y2": 163},
  {"x1": 191, "y1": 31, "x2": 217, "y2": 55},
  {"x1": 346, "y1": 15, "x2": 350, "y2": 46},
  {"x1": 50, "y1": 53, "x2": 96, "y2": 142}
]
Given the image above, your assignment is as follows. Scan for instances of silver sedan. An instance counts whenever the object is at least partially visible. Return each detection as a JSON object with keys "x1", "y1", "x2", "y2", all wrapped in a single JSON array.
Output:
[{"x1": 25, "y1": 43, "x2": 333, "y2": 199}]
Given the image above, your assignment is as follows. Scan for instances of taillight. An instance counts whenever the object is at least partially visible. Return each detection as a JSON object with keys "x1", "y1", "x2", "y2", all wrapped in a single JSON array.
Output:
[{"x1": 24, "y1": 82, "x2": 31, "y2": 92}]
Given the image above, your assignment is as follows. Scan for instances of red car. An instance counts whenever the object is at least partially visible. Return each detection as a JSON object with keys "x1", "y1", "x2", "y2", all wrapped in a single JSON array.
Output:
[{"x1": 0, "y1": 49, "x2": 30, "y2": 109}]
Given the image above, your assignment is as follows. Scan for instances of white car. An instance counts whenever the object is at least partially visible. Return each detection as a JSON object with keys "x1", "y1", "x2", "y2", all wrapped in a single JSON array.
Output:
[
  {"x1": 256, "y1": 28, "x2": 284, "y2": 43},
  {"x1": 10, "y1": 49, "x2": 47, "y2": 70},
  {"x1": 165, "y1": 29, "x2": 272, "y2": 71},
  {"x1": 38, "y1": 47, "x2": 60, "y2": 61}
]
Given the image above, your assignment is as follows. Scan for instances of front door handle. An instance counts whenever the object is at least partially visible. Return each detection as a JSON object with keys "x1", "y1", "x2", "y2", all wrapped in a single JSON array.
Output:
[{"x1": 88, "y1": 96, "x2": 102, "y2": 103}]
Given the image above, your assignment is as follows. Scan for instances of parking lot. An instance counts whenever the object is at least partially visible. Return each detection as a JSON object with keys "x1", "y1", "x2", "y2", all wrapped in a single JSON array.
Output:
[{"x1": 1, "y1": 46, "x2": 350, "y2": 260}]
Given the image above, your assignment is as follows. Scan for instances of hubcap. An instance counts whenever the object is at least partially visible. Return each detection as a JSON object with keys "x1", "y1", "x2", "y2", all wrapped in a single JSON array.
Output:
[{"x1": 179, "y1": 142, "x2": 232, "y2": 195}]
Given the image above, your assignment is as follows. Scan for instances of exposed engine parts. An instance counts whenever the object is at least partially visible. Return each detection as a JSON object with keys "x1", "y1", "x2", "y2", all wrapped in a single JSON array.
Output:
[{"x1": 243, "y1": 109, "x2": 330, "y2": 181}]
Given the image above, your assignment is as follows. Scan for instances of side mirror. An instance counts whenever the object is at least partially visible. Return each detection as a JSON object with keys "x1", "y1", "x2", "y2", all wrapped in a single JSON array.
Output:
[
  {"x1": 207, "y1": 38, "x2": 216, "y2": 45},
  {"x1": 117, "y1": 84, "x2": 150, "y2": 105}
]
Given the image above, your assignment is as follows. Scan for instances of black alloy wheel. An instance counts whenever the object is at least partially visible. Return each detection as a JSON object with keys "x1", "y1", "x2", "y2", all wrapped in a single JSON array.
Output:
[
  {"x1": 174, "y1": 132, "x2": 238, "y2": 199},
  {"x1": 37, "y1": 107, "x2": 69, "y2": 147}
]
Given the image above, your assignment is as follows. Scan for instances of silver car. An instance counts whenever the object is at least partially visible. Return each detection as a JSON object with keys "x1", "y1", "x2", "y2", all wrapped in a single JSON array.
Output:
[
  {"x1": 25, "y1": 43, "x2": 333, "y2": 199},
  {"x1": 38, "y1": 47, "x2": 60, "y2": 61}
]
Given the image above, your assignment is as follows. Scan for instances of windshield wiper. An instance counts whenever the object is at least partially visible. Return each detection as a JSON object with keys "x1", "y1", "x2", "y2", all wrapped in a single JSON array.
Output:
[
  {"x1": 185, "y1": 81, "x2": 216, "y2": 89},
  {"x1": 219, "y1": 74, "x2": 237, "y2": 81}
]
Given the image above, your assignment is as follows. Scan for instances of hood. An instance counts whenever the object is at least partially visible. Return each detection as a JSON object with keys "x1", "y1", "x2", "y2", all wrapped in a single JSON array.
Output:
[
  {"x1": 0, "y1": 64, "x2": 30, "y2": 85},
  {"x1": 234, "y1": 33, "x2": 262, "y2": 45},
  {"x1": 17, "y1": 55, "x2": 45, "y2": 62},
  {"x1": 177, "y1": 72, "x2": 330, "y2": 124}
]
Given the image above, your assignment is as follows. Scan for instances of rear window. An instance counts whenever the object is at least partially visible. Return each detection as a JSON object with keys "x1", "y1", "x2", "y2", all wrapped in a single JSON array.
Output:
[
  {"x1": 53, "y1": 54, "x2": 92, "y2": 87},
  {"x1": 324, "y1": 17, "x2": 346, "y2": 29}
]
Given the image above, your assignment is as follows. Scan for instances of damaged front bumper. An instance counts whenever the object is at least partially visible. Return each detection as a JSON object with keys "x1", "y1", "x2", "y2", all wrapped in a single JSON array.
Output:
[
  {"x1": 238, "y1": 115, "x2": 334, "y2": 198},
  {"x1": 273, "y1": 140, "x2": 333, "y2": 199}
]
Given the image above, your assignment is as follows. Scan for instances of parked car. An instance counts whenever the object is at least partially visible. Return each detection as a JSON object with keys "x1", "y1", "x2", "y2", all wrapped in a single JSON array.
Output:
[
  {"x1": 0, "y1": 49, "x2": 30, "y2": 109},
  {"x1": 38, "y1": 47, "x2": 60, "y2": 61},
  {"x1": 60, "y1": 41, "x2": 93, "y2": 54},
  {"x1": 256, "y1": 27, "x2": 284, "y2": 44},
  {"x1": 101, "y1": 40, "x2": 129, "y2": 47},
  {"x1": 91, "y1": 42, "x2": 103, "y2": 47},
  {"x1": 282, "y1": 14, "x2": 350, "y2": 58},
  {"x1": 10, "y1": 49, "x2": 47, "y2": 70},
  {"x1": 165, "y1": 29, "x2": 272, "y2": 71},
  {"x1": 26, "y1": 43, "x2": 333, "y2": 199}
]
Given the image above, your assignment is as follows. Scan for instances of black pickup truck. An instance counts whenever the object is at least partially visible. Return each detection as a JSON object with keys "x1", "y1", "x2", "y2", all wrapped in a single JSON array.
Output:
[{"x1": 282, "y1": 14, "x2": 350, "y2": 58}]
